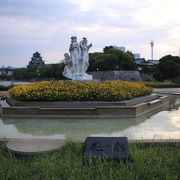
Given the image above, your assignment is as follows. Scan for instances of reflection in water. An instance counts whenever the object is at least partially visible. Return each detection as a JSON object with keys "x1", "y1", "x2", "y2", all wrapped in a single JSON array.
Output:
[
  {"x1": 0, "y1": 96, "x2": 180, "y2": 140},
  {"x1": 169, "y1": 96, "x2": 180, "y2": 110}
]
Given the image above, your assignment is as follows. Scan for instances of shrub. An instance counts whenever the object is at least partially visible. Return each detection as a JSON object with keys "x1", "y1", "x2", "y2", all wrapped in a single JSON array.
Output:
[
  {"x1": 144, "y1": 82, "x2": 180, "y2": 88},
  {"x1": 9, "y1": 80, "x2": 152, "y2": 102},
  {"x1": 155, "y1": 55, "x2": 180, "y2": 81},
  {"x1": 88, "y1": 47, "x2": 136, "y2": 71},
  {"x1": 0, "y1": 85, "x2": 13, "y2": 91}
]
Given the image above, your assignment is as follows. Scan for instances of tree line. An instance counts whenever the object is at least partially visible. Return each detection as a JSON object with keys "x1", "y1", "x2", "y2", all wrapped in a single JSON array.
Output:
[
  {"x1": 12, "y1": 63, "x2": 65, "y2": 81},
  {"x1": 1, "y1": 46, "x2": 180, "y2": 81},
  {"x1": 140, "y1": 55, "x2": 180, "y2": 81},
  {"x1": 10, "y1": 46, "x2": 136, "y2": 81}
]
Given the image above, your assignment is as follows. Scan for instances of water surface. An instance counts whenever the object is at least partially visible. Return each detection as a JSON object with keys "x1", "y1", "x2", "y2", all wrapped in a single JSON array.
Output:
[
  {"x1": 0, "y1": 96, "x2": 179, "y2": 140},
  {"x1": 0, "y1": 80, "x2": 29, "y2": 86}
]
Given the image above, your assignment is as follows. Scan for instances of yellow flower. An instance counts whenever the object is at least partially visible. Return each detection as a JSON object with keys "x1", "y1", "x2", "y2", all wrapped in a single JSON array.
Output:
[{"x1": 9, "y1": 80, "x2": 153, "y2": 102}]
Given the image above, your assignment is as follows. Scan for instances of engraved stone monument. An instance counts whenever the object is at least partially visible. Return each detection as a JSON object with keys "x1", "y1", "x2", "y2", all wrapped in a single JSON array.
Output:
[
  {"x1": 83, "y1": 137, "x2": 131, "y2": 161},
  {"x1": 62, "y1": 36, "x2": 92, "y2": 81}
]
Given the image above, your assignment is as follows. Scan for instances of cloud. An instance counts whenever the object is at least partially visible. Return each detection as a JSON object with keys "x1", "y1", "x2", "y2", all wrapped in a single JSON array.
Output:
[
  {"x1": 43, "y1": 51, "x2": 65, "y2": 64},
  {"x1": 0, "y1": 0, "x2": 180, "y2": 67},
  {"x1": 0, "y1": 0, "x2": 75, "y2": 20}
]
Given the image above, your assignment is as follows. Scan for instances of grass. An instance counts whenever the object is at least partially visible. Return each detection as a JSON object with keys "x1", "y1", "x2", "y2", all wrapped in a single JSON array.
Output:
[{"x1": 0, "y1": 141, "x2": 179, "y2": 180}]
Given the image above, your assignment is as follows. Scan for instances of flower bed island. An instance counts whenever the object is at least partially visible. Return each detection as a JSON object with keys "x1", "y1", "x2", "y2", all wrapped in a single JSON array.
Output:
[
  {"x1": 9, "y1": 80, "x2": 152, "y2": 102},
  {"x1": 1, "y1": 80, "x2": 168, "y2": 118}
]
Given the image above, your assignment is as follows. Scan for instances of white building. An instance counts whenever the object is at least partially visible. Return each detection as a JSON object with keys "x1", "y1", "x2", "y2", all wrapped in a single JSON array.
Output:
[
  {"x1": 133, "y1": 53, "x2": 140, "y2": 59},
  {"x1": 0, "y1": 66, "x2": 14, "y2": 76}
]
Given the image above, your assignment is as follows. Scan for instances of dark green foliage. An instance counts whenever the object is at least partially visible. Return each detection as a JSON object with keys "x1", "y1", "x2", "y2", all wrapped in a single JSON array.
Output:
[
  {"x1": 88, "y1": 47, "x2": 136, "y2": 71},
  {"x1": 103, "y1": 46, "x2": 113, "y2": 53},
  {"x1": 13, "y1": 66, "x2": 38, "y2": 81},
  {"x1": 13, "y1": 63, "x2": 65, "y2": 81},
  {"x1": 0, "y1": 85, "x2": 13, "y2": 91},
  {"x1": 126, "y1": 50, "x2": 134, "y2": 60},
  {"x1": 144, "y1": 82, "x2": 180, "y2": 88},
  {"x1": 140, "y1": 66, "x2": 157, "y2": 74},
  {"x1": 0, "y1": 141, "x2": 179, "y2": 180},
  {"x1": 102, "y1": 48, "x2": 136, "y2": 70},
  {"x1": 38, "y1": 63, "x2": 65, "y2": 79},
  {"x1": 0, "y1": 73, "x2": 10, "y2": 80},
  {"x1": 155, "y1": 55, "x2": 180, "y2": 81},
  {"x1": 88, "y1": 52, "x2": 103, "y2": 71},
  {"x1": 90, "y1": 54, "x2": 118, "y2": 71}
]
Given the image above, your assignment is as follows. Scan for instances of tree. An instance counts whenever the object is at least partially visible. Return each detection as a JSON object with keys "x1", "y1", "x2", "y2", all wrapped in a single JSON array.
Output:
[
  {"x1": 13, "y1": 63, "x2": 65, "y2": 80},
  {"x1": 38, "y1": 63, "x2": 65, "y2": 79},
  {"x1": 0, "y1": 73, "x2": 9, "y2": 80},
  {"x1": 55, "y1": 62, "x2": 65, "y2": 79},
  {"x1": 140, "y1": 66, "x2": 157, "y2": 74},
  {"x1": 155, "y1": 55, "x2": 180, "y2": 81},
  {"x1": 103, "y1": 46, "x2": 113, "y2": 53},
  {"x1": 13, "y1": 67, "x2": 38, "y2": 80},
  {"x1": 88, "y1": 47, "x2": 136, "y2": 71},
  {"x1": 126, "y1": 50, "x2": 134, "y2": 60},
  {"x1": 92, "y1": 54, "x2": 118, "y2": 71},
  {"x1": 38, "y1": 64, "x2": 56, "y2": 78},
  {"x1": 104, "y1": 48, "x2": 136, "y2": 70},
  {"x1": 88, "y1": 52, "x2": 103, "y2": 71}
]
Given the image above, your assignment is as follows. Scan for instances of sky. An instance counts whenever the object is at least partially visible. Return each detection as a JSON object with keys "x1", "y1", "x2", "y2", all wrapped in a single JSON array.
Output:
[{"x1": 0, "y1": 0, "x2": 180, "y2": 67}]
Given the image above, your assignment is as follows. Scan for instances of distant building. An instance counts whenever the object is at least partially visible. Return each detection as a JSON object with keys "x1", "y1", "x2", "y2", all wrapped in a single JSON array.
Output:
[
  {"x1": 111, "y1": 45, "x2": 159, "y2": 71},
  {"x1": 0, "y1": 66, "x2": 14, "y2": 76},
  {"x1": 133, "y1": 53, "x2": 140, "y2": 59},
  {"x1": 134, "y1": 58, "x2": 159, "y2": 71},
  {"x1": 112, "y1": 46, "x2": 126, "y2": 52},
  {"x1": 28, "y1": 52, "x2": 45, "y2": 68},
  {"x1": 146, "y1": 60, "x2": 159, "y2": 65}
]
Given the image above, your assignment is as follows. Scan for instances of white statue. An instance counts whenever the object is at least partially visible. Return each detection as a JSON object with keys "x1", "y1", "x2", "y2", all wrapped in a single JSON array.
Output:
[
  {"x1": 63, "y1": 36, "x2": 92, "y2": 81},
  {"x1": 69, "y1": 36, "x2": 80, "y2": 79},
  {"x1": 62, "y1": 53, "x2": 73, "y2": 79},
  {"x1": 79, "y1": 37, "x2": 92, "y2": 75}
]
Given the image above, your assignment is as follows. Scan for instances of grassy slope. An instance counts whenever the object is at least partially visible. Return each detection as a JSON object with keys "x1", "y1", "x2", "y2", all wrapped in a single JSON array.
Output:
[{"x1": 0, "y1": 141, "x2": 180, "y2": 180}]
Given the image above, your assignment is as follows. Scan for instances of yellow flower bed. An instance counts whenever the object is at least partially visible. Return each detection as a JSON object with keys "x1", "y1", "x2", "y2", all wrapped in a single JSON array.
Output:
[{"x1": 9, "y1": 80, "x2": 152, "y2": 101}]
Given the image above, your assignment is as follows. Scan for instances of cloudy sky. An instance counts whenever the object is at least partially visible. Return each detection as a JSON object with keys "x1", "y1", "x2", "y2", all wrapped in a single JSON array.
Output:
[{"x1": 0, "y1": 0, "x2": 180, "y2": 67}]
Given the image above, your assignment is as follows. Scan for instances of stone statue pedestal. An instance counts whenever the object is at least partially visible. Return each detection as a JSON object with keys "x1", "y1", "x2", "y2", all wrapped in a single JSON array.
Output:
[{"x1": 71, "y1": 73, "x2": 92, "y2": 81}]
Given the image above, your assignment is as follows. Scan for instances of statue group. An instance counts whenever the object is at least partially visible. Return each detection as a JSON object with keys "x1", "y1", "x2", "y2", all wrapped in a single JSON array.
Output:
[{"x1": 63, "y1": 36, "x2": 93, "y2": 81}]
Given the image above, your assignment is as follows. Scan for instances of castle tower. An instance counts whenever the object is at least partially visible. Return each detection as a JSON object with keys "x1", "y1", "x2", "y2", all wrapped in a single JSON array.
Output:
[{"x1": 28, "y1": 52, "x2": 45, "y2": 68}]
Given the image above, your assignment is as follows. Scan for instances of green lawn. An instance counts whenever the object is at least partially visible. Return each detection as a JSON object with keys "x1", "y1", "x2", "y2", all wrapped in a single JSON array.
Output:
[{"x1": 0, "y1": 141, "x2": 179, "y2": 180}]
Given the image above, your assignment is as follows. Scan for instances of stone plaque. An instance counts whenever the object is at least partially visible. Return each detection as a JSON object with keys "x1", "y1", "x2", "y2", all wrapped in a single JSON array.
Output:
[{"x1": 83, "y1": 137, "x2": 130, "y2": 160}]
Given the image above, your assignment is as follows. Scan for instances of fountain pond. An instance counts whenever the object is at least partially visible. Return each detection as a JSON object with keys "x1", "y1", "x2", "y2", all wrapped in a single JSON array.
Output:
[{"x1": 0, "y1": 96, "x2": 179, "y2": 141}]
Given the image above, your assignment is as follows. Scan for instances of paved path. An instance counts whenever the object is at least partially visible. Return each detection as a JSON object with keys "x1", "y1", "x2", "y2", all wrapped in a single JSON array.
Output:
[
  {"x1": 0, "y1": 91, "x2": 9, "y2": 96},
  {"x1": 154, "y1": 88, "x2": 180, "y2": 92},
  {"x1": 153, "y1": 88, "x2": 180, "y2": 96},
  {"x1": 5, "y1": 138, "x2": 65, "y2": 155}
]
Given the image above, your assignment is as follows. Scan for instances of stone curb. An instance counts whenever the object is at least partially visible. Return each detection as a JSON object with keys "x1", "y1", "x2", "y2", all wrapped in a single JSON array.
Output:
[{"x1": 0, "y1": 95, "x2": 169, "y2": 118}]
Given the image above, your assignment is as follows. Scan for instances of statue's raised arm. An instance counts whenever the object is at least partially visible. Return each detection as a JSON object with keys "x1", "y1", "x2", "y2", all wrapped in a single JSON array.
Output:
[{"x1": 88, "y1": 43, "x2": 92, "y2": 50}]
